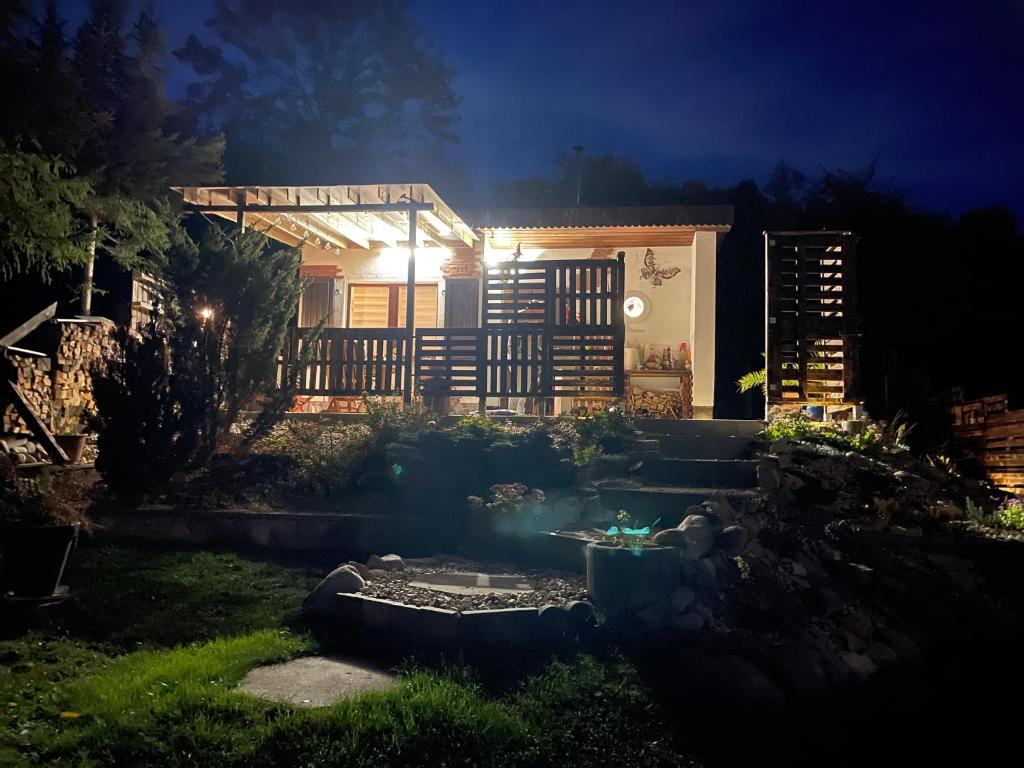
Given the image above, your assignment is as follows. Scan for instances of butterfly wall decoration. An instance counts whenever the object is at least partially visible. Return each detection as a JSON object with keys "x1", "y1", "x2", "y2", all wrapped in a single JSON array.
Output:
[{"x1": 639, "y1": 248, "x2": 680, "y2": 287}]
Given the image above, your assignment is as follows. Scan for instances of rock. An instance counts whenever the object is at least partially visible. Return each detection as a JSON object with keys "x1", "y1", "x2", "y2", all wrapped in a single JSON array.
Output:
[
  {"x1": 653, "y1": 527, "x2": 689, "y2": 547},
  {"x1": 303, "y1": 565, "x2": 366, "y2": 616},
  {"x1": 668, "y1": 611, "x2": 704, "y2": 632},
  {"x1": 538, "y1": 604, "x2": 573, "y2": 642},
  {"x1": 550, "y1": 496, "x2": 583, "y2": 528},
  {"x1": 379, "y1": 554, "x2": 406, "y2": 571},
  {"x1": 716, "y1": 525, "x2": 749, "y2": 554},
  {"x1": 637, "y1": 600, "x2": 670, "y2": 629},
  {"x1": 840, "y1": 652, "x2": 878, "y2": 682},
  {"x1": 703, "y1": 495, "x2": 738, "y2": 524},
  {"x1": 345, "y1": 561, "x2": 371, "y2": 579},
  {"x1": 693, "y1": 557, "x2": 717, "y2": 593},
  {"x1": 367, "y1": 569, "x2": 388, "y2": 579},
  {"x1": 678, "y1": 514, "x2": 715, "y2": 560},
  {"x1": 758, "y1": 459, "x2": 782, "y2": 492},
  {"x1": 566, "y1": 600, "x2": 596, "y2": 628},
  {"x1": 791, "y1": 560, "x2": 808, "y2": 578},
  {"x1": 841, "y1": 608, "x2": 875, "y2": 641},
  {"x1": 864, "y1": 641, "x2": 898, "y2": 667},
  {"x1": 670, "y1": 586, "x2": 696, "y2": 612},
  {"x1": 890, "y1": 525, "x2": 923, "y2": 537},
  {"x1": 366, "y1": 554, "x2": 386, "y2": 570}
]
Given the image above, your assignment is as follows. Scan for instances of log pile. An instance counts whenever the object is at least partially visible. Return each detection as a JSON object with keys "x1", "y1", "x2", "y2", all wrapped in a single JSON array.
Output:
[
  {"x1": 52, "y1": 319, "x2": 118, "y2": 418},
  {"x1": 2, "y1": 318, "x2": 117, "y2": 436},
  {"x1": 0, "y1": 435, "x2": 49, "y2": 465},
  {"x1": 627, "y1": 385, "x2": 694, "y2": 420}
]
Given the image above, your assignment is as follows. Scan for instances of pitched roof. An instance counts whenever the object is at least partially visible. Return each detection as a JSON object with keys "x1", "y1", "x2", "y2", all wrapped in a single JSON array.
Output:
[{"x1": 466, "y1": 205, "x2": 733, "y2": 230}]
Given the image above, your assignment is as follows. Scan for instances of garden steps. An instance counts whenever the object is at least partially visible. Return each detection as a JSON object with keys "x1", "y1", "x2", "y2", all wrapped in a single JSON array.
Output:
[
  {"x1": 640, "y1": 457, "x2": 758, "y2": 487},
  {"x1": 597, "y1": 485, "x2": 760, "y2": 527},
  {"x1": 633, "y1": 418, "x2": 764, "y2": 439},
  {"x1": 643, "y1": 434, "x2": 757, "y2": 460}
]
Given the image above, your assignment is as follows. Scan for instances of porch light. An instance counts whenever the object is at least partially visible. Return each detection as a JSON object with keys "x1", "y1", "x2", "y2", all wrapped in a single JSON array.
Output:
[{"x1": 198, "y1": 307, "x2": 214, "y2": 321}]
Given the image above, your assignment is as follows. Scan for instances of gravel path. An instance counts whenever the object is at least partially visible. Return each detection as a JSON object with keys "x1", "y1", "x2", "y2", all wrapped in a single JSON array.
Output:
[{"x1": 359, "y1": 556, "x2": 589, "y2": 612}]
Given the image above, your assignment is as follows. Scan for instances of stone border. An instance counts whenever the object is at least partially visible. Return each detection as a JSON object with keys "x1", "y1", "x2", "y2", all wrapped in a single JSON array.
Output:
[
  {"x1": 91, "y1": 507, "x2": 442, "y2": 556},
  {"x1": 324, "y1": 592, "x2": 586, "y2": 655}
]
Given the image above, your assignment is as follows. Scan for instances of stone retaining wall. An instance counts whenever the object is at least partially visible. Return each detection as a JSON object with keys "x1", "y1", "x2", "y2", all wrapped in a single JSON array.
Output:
[{"x1": 92, "y1": 507, "x2": 443, "y2": 557}]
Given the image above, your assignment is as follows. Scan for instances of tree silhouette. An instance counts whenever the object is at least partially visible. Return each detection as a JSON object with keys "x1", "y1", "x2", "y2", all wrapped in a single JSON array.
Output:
[{"x1": 176, "y1": 0, "x2": 460, "y2": 189}]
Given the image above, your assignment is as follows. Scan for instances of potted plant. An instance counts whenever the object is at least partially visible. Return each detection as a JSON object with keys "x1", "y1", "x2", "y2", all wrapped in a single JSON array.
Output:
[
  {"x1": 467, "y1": 483, "x2": 546, "y2": 550},
  {"x1": 51, "y1": 406, "x2": 92, "y2": 464},
  {"x1": 0, "y1": 464, "x2": 93, "y2": 598},
  {"x1": 585, "y1": 510, "x2": 679, "y2": 615}
]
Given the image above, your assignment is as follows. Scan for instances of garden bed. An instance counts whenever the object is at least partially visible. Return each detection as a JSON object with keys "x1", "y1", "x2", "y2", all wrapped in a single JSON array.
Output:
[{"x1": 359, "y1": 556, "x2": 588, "y2": 612}]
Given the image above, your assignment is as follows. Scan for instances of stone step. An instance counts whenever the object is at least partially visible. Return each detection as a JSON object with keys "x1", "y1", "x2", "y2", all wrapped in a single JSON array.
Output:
[
  {"x1": 634, "y1": 418, "x2": 764, "y2": 439},
  {"x1": 597, "y1": 485, "x2": 760, "y2": 527},
  {"x1": 640, "y1": 458, "x2": 758, "y2": 487},
  {"x1": 645, "y1": 433, "x2": 757, "y2": 460}
]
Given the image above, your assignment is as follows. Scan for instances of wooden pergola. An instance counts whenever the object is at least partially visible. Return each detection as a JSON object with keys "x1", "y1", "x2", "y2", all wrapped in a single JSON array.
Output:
[{"x1": 176, "y1": 184, "x2": 477, "y2": 400}]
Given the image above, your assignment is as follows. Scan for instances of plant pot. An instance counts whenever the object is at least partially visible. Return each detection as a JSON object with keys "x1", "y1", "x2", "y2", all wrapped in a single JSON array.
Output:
[
  {"x1": 55, "y1": 434, "x2": 88, "y2": 463},
  {"x1": 585, "y1": 541, "x2": 679, "y2": 615},
  {"x1": 1, "y1": 523, "x2": 79, "y2": 598}
]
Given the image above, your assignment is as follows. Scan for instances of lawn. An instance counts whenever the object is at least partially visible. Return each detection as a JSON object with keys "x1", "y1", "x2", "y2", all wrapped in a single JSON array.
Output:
[{"x1": 1, "y1": 541, "x2": 695, "y2": 767}]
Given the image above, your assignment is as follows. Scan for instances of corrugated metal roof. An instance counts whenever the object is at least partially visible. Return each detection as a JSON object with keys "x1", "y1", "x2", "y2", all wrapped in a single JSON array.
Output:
[{"x1": 466, "y1": 205, "x2": 733, "y2": 230}]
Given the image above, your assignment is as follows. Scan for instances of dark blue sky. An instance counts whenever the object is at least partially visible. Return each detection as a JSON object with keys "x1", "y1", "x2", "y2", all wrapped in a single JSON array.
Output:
[{"x1": 65, "y1": 0, "x2": 1024, "y2": 217}]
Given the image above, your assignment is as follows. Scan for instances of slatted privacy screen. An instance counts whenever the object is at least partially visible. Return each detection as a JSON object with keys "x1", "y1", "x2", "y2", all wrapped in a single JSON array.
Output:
[
  {"x1": 484, "y1": 258, "x2": 623, "y2": 328},
  {"x1": 765, "y1": 232, "x2": 860, "y2": 405},
  {"x1": 547, "y1": 330, "x2": 621, "y2": 396},
  {"x1": 949, "y1": 394, "x2": 1024, "y2": 492},
  {"x1": 279, "y1": 327, "x2": 408, "y2": 395},
  {"x1": 415, "y1": 328, "x2": 482, "y2": 396},
  {"x1": 483, "y1": 264, "x2": 548, "y2": 325},
  {"x1": 482, "y1": 328, "x2": 546, "y2": 396}
]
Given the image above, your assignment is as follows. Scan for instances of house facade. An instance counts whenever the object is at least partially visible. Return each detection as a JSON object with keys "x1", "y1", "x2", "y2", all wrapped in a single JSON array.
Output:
[{"x1": 176, "y1": 184, "x2": 732, "y2": 418}]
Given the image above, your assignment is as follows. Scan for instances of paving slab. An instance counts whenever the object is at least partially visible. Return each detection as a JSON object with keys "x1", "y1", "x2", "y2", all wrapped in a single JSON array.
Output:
[{"x1": 237, "y1": 656, "x2": 396, "y2": 707}]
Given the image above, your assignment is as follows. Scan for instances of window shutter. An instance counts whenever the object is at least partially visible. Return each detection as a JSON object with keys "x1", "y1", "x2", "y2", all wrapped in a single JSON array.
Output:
[{"x1": 444, "y1": 279, "x2": 479, "y2": 328}]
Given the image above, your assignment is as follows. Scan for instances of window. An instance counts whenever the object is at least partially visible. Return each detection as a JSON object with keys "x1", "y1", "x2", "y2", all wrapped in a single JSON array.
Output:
[
  {"x1": 299, "y1": 279, "x2": 342, "y2": 327},
  {"x1": 348, "y1": 283, "x2": 438, "y2": 328}
]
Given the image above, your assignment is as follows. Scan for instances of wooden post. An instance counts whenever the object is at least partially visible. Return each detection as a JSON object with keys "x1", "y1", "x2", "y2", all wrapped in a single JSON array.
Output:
[
  {"x1": 613, "y1": 251, "x2": 626, "y2": 398},
  {"x1": 403, "y1": 207, "x2": 417, "y2": 403}
]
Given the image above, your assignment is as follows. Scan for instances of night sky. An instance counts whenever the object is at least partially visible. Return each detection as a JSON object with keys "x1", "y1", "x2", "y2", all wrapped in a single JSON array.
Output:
[{"x1": 64, "y1": 0, "x2": 1024, "y2": 217}]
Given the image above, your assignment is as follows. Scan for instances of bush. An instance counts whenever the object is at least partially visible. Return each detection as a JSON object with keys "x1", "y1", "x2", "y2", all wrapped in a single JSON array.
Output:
[
  {"x1": 0, "y1": 469, "x2": 95, "y2": 530},
  {"x1": 94, "y1": 223, "x2": 306, "y2": 497},
  {"x1": 995, "y1": 498, "x2": 1024, "y2": 531},
  {"x1": 253, "y1": 420, "x2": 375, "y2": 497},
  {"x1": 763, "y1": 413, "x2": 884, "y2": 454}
]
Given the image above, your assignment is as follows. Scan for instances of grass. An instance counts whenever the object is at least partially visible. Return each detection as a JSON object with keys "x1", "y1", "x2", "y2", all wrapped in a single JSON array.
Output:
[{"x1": 1, "y1": 541, "x2": 694, "y2": 767}]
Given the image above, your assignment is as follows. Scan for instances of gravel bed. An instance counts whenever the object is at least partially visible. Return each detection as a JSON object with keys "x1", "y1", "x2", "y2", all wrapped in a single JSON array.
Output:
[{"x1": 359, "y1": 556, "x2": 589, "y2": 612}]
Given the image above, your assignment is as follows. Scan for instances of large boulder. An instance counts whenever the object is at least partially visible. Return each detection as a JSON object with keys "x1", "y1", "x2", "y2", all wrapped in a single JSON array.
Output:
[
  {"x1": 678, "y1": 514, "x2": 715, "y2": 559},
  {"x1": 303, "y1": 565, "x2": 366, "y2": 616}
]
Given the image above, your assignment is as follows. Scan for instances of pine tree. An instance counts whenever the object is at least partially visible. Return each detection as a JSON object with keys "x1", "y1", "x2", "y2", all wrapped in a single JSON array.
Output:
[{"x1": 176, "y1": 0, "x2": 459, "y2": 187}]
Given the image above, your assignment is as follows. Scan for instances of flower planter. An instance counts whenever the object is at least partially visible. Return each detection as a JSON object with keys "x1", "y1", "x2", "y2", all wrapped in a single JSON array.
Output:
[
  {"x1": 2, "y1": 523, "x2": 79, "y2": 597},
  {"x1": 585, "y1": 541, "x2": 679, "y2": 615},
  {"x1": 55, "y1": 434, "x2": 88, "y2": 464}
]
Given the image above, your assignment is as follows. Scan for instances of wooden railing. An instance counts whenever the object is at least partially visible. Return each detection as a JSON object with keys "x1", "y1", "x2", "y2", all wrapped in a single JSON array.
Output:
[
  {"x1": 949, "y1": 394, "x2": 1024, "y2": 492},
  {"x1": 279, "y1": 328, "x2": 408, "y2": 395},
  {"x1": 279, "y1": 257, "x2": 626, "y2": 401}
]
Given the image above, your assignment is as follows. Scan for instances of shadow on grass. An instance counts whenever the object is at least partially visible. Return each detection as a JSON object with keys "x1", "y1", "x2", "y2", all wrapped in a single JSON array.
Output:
[{"x1": 47, "y1": 540, "x2": 323, "y2": 651}]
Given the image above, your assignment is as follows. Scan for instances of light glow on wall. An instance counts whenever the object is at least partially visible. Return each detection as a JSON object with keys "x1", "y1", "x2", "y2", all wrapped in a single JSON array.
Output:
[{"x1": 379, "y1": 246, "x2": 452, "y2": 275}]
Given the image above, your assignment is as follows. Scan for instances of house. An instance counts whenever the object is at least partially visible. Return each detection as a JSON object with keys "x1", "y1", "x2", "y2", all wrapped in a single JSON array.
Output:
[{"x1": 175, "y1": 184, "x2": 733, "y2": 418}]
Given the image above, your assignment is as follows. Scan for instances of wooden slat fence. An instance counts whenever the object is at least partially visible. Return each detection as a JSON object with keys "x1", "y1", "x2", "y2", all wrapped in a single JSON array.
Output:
[
  {"x1": 949, "y1": 394, "x2": 1024, "y2": 492},
  {"x1": 281, "y1": 256, "x2": 626, "y2": 401},
  {"x1": 278, "y1": 328, "x2": 408, "y2": 395},
  {"x1": 765, "y1": 232, "x2": 860, "y2": 405}
]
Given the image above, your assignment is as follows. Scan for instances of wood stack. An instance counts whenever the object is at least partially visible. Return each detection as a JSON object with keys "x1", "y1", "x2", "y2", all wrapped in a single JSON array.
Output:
[
  {"x1": 1, "y1": 318, "x2": 117, "y2": 436},
  {"x1": 2, "y1": 354, "x2": 52, "y2": 433},
  {"x1": 627, "y1": 385, "x2": 694, "y2": 420},
  {"x1": 0, "y1": 435, "x2": 49, "y2": 465},
  {"x1": 52, "y1": 319, "x2": 118, "y2": 418}
]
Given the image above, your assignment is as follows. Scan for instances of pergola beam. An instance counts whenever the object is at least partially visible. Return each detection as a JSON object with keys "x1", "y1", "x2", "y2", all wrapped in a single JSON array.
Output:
[{"x1": 185, "y1": 202, "x2": 435, "y2": 214}]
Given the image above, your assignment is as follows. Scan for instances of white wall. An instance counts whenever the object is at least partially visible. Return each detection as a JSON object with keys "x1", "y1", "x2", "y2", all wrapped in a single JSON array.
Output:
[{"x1": 300, "y1": 244, "x2": 447, "y2": 326}]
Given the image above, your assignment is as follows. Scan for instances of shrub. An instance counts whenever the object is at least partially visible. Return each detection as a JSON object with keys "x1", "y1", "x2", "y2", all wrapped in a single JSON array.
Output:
[
  {"x1": 0, "y1": 469, "x2": 95, "y2": 530},
  {"x1": 572, "y1": 405, "x2": 632, "y2": 446},
  {"x1": 995, "y1": 499, "x2": 1024, "y2": 531},
  {"x1": 763, "y1": 413, "x2": 885, "y2": 454},
  {"x1": 94, "y1": 223, "x2": 307, "y2": 497},
  {"x1": 253, "y1": 420, "x2": 375, "y2": 497}
]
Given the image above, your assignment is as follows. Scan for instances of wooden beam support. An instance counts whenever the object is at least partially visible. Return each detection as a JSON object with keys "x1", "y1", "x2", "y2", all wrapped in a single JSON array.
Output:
[
  {"x1": 0, "y1": 302, "x2": 56, "y2": 348},
  {"x1": 186, "y1": 202, "x2": 435, "y2": 214},
  {"x1": 1, "y1": 379, "x2": 69, "y2": 464},
  {"x1": 403, "y1": 208, "x2": 417, "y2": 404}
]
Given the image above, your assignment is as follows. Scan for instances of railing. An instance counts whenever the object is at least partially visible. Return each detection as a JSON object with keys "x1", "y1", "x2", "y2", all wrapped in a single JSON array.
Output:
[
  {"x1": 949, "y1": 393, "x2": 1024, "y2": 492},
  {"x1": 278, "y1": 327, "x2": 408, "y2": 395},
  {"x1": 278, "y1": 257, "x2": 626, "y2": 400}
]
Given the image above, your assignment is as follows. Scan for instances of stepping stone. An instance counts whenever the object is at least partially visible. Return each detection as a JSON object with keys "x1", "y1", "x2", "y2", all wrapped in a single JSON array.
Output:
[{"x1": 237, "y1": 656, "x2": 396, "y2": 707}]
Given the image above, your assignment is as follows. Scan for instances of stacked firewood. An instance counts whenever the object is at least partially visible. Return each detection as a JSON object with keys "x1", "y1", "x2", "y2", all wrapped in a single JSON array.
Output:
[
  {"x1": 2, "y1": 354, "x2": 53, "y2": 433},
  {"x1": 52, "y1": 320, "x2": 117, "y2": 417},
  {"x1": 0, "y1": 436, "x2": 49, "y2": 465},
  {"x1": 627, "y1": 385, "x2": 693, "y2": 419},
  {"x1": 2, "y1": 319, "x2": 117, "y2": 435}
]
